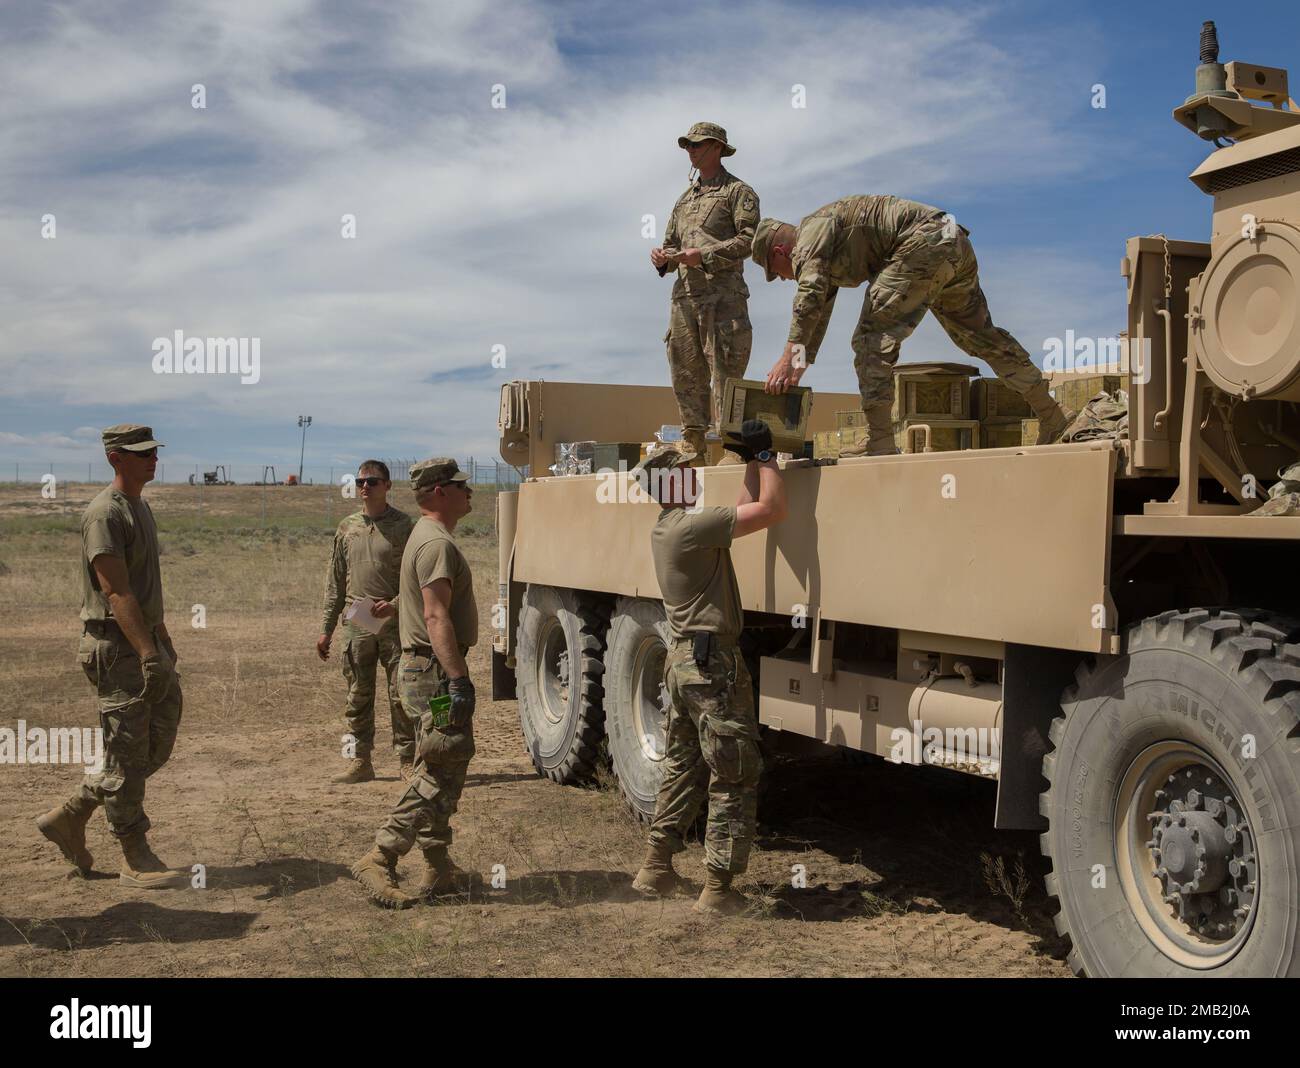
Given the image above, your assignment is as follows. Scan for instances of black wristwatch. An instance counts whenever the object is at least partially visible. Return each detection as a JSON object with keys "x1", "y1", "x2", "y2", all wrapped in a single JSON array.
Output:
[{"x1": 754, "y1": 450, "x2": 774, "y2": 463}]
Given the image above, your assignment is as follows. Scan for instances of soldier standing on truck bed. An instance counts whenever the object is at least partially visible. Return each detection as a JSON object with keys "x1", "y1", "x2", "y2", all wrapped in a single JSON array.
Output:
[
  {"x1": 649, "y1": 122, "x2": 760, "y2": 460},
  {"x1": 36, "y1": 424, "x2": 188, "y2": 889},
  {"x1": 753, "y1": 196, "x2": 1072, "y2": 454},
  {"x1": 317, "y1": 459, "x2": 417, "y2": 785},
  {"x1": 630, "y1": 420, "x2": 787, "y2": 915},
  {"x1": 351, "y1": 458, "x2": 478, "y2": 909}
]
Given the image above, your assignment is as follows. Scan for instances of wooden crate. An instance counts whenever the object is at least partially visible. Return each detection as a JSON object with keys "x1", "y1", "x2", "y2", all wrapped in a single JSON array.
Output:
[
  {"x1": 979, "y1": 420, "x2": 1026, "y2": 449},
  {"x1": 1050, "y1": 373, "x2": 1128, "y2": 414},
  {"x1": 835, "y1": 409, "x2": 868, "y2": 429},
  {"x1": 721, "y1": 378, "x2": 812, "y2": 454},
  {"x1": 813, "y1": 427, "x2": 868, "y2": 459},
  {"x1": 895, "y1": 418, "x2": 979, "y2": 453},
  {"x1": 892, "y1": 374, "x2": 971, "y2": 421},
  {"x1": 973, "y1": 378, "x2": 1033, "y2": 420}
]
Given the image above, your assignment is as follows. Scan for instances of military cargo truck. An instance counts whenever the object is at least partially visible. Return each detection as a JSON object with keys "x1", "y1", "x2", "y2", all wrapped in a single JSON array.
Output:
[{"x1": 492, "y1": 24, "x2": 1300, "y2": 977}]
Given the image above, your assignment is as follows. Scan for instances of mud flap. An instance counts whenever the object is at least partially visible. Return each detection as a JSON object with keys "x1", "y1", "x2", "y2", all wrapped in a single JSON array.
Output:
[{"x1": 995, "y1": 643, "x2": 1083, "y2": 830}]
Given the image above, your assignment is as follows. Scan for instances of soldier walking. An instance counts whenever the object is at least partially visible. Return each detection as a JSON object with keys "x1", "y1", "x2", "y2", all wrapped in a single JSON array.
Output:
[
  {"x1": 36, "y1": 425, "x2": 187, "y2": 888},
  {"x1": 318, "y1": 459, "x2": 417, "y2": 784},
  {"x1": 650, "y1": 122, "x2": 760, "y2": 459},
  {"x1": 753, "y1": 195, "x2": 1072, "y2": 454},
  {"x1": 351, "y1": 459, "x2": 478, "y2": 909},
  {"x1": 631, "y1": 421, "x2": 787, "y2": 915}
]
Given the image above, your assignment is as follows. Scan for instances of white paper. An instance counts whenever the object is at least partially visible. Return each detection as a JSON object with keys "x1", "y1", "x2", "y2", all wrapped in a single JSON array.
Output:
[{"x1": 344, "y1": 596, "x2": 387, "y2": 635}]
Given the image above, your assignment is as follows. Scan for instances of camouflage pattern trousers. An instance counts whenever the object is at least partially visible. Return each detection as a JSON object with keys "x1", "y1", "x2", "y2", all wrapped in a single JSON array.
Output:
[
  {"x1": 76, "y1": 628, "x2": 182, "y2": 839},
  {"x1": 665, "y1": 282, "x2": 752, "y2": 435},
  {"x1": 374, "y1": 650, "x2": 474, "y2": 857},
  {"x1": 339, "y1": 622, "x2": 413, "y2": 760},
  {"x1": 647, "y1": 637, "x2": 762, "y2": 874},
  {"x1": 852, "y1": 216, "x2": 1045, "y2": 414}
]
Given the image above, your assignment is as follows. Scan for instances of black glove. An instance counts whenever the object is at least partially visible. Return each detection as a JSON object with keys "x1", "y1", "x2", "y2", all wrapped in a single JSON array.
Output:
[
  {"x1": 139, "y1": 653, "x2": 175, "y2": 704},
  {"x1": 723, "y1": 418, "x2": 774, "y2": 461},
  {"x1": 448, "y1": 676, "x2": 476, "y2": 727}
]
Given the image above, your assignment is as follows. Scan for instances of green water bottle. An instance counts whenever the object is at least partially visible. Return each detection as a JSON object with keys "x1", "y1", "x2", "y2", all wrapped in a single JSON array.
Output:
[{"x1": 429, "y1": 694, "x2": 452, "y2": 729}]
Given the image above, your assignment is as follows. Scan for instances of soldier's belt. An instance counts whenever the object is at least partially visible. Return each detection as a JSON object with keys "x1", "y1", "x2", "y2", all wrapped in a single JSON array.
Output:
[
  {"x1": 401, "y1": 643, "x2": 471, "y2": 657},
  {"x1": 84, "y1": 618, "x2": 152, "y2": 641},
  {"x1": 675, "y1": 631, "x2": 740, "y2": 668}
]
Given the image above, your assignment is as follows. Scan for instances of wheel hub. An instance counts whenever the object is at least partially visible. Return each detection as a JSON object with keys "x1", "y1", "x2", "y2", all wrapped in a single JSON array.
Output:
[{"x1": 1146, "y1": 766, "x2": 1256, "y2": 940}]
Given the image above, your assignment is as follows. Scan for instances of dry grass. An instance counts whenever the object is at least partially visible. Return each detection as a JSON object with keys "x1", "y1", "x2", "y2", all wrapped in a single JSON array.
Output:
[{"x1": 0, "y1": 480, "x2": 1070, "y2": 978}]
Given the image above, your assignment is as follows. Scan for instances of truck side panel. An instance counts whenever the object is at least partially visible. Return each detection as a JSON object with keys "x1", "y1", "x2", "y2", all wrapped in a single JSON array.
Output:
[{"x1": 513, "y1": 441, "x2": 1119, "y2": 653}]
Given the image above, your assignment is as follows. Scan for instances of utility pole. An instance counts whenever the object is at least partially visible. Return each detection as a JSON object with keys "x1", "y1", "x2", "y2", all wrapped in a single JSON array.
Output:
[{"x1": 297, "y1": 415, "x2": 312, "y2": 484}]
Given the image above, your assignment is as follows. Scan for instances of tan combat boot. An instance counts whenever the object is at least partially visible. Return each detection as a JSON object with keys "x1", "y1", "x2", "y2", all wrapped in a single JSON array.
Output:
[
  {"x1": 118, "y1": 832, "x2": 188, "y2": 889},
  {"x1": 693, "y1": 868, "x2": 749, "y2": 916},
  {"x1": 352, "y1": 845, "x2": 415, "y2": 909},
  {"x1": 632, "y1": 840, "x2": 684, "y2": 898},
  {"x1": 332, "y1": 756, "x2": 375, "y2": 784},
  {"x1": 839, "y1": 406, "x2": 896, "y2": 457},
  {"x1": 415, "y1": 846, "x2": 471, "y2": 900},
  {"x1": 1025, "y1": 382, "x2": 1075, "y2": 445},
  {"x1": 681, "y1": 427, "x2": 707, "y2": 466},
  {"x1": 36, "y1": 796, "x2": 97, "y2": 875}
]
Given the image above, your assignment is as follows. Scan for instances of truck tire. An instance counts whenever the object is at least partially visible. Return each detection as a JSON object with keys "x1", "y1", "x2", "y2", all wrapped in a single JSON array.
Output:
[
  {"x1": 605, "y1": 597, "x2": 673, "y2": 822},
  {"x1": 1040, "y1": 608, "x2": 1300, "y2": 977},
  {"x1": 516, "y1": 585, "x2": 609, "y2": 784}
]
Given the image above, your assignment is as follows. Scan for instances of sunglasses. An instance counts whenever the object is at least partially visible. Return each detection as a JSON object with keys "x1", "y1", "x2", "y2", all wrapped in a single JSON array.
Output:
[
  {"x1": 130, "y1": 448, "x2": 158, "y2": 459},
  {"x1": 354, "y1": 476, "x2": 385, "y2": 487}
]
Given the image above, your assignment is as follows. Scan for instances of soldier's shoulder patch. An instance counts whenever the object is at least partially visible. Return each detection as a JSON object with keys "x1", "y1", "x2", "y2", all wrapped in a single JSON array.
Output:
[{"x1": 741, "y1": 193, "x2": 756, "y2": 212}]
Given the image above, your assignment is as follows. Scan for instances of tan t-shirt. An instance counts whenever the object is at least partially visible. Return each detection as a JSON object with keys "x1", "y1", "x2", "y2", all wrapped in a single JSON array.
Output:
[
  {"x1": 79, "y1": 485, "x2": 164, "y2": 629},
  {"x1": 650, "y1": 506, "x2": 742, "y2": 639},
  {"x1": 399, "y1": 516, "x2": 478, "y2": 651}
]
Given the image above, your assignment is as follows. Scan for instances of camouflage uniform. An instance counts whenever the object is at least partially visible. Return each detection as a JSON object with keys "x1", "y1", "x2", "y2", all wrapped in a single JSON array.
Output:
[
  {"x1": 373, "y1": 458, "x2": 478, "y2": 858},
  {"x1": 648, "y1": 638, "x2": 762, "y2": 872},
  {"x1": 643, "y1": 500, "x2": 762, "y2": 875},
  {"x1": 322, "y1": 506, "x2": 417, "y2": 761},
  {"x1": 75, "y1": 426, "x2": 181, "y2": 839},
  {"x1": 662, "y1": 123, "x2": 760, "y2": 446},
  {"x1": 759, "y1": 196, "x2": 1049, "y2": 417},
  {"x1": 374, "y1": 646, "x2": 474, "y2": 855}
]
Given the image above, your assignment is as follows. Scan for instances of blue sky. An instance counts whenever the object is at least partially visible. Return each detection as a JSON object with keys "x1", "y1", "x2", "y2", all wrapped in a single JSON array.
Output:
[{"x1": 3, "y1": 0, "x2": 1300, "y2": 479}]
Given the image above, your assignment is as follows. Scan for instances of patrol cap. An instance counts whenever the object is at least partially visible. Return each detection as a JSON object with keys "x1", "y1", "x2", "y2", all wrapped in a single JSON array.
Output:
[
  {"x1": 102, "y1": 424, "x2": 164, "y2": 453},
  {"x1": 751, "y1": 217, "x2": 791, "y2": 282},
  {"x1": 410, "y1": 457, "x2": 470, "y2": 492},
  {"x1": 678, "y1": 121, "x2": 736, "y2": 156},
  {"x1": 630, "y1": 444, "x2": 699, "y2": 505}
]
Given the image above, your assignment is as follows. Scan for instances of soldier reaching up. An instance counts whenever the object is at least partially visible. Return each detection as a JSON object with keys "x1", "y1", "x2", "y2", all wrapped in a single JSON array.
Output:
[{"x1": 630, "y1": 420, "x2": 787, "y2": 915}]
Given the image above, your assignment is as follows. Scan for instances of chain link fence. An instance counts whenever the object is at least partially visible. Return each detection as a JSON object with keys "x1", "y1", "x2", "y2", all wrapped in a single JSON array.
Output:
[{"x1": 3, "y1": 458, "x2": 523, "y2": 489}]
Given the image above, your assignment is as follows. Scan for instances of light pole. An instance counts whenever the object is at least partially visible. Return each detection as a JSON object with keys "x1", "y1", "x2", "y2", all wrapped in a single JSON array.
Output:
[{"x1": 297, "y1": 415, "x2": 312, "y2": 484}]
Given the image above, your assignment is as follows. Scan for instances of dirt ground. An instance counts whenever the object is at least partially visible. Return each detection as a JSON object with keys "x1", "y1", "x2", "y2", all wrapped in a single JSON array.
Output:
[{"x1": 0, "y1": 481, "x2": 1072, "y2": 977}]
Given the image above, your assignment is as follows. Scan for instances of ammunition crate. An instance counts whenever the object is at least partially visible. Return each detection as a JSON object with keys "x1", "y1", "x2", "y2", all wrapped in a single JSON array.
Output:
[
  {"x1": 895, "y1": 417, "x2": 979, "y2": 454},
  {"x1": 979, "y1": 420, "x2": 1027, "y2": 450},
  {"x1": 1050, "y1": 373, "x2": 1128, "y2": 414},
  {"x1": 891, "y1": 373, "x2": 971, "y2": 421},
  {"x1": 972, "y1": 378, "x2": 1033, "y2": 420},
  {"x1": 834, "y1": 409, "x2": 868, "y2": 429},
  {"x1": 721, "y1": 378, "x2": 812, "y2": 455},
  {"x1": 813, "y1": 427, "x2": 867, "y2": 459},
  {"x1": 1022, "y1": 418, "x2": 1041, "y2": 446}
]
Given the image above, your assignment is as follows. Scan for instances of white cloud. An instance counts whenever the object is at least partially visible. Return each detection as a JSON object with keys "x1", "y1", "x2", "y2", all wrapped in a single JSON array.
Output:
[{"x1": 0, "y1": 0, "x2": 1115, "y2": 464}]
